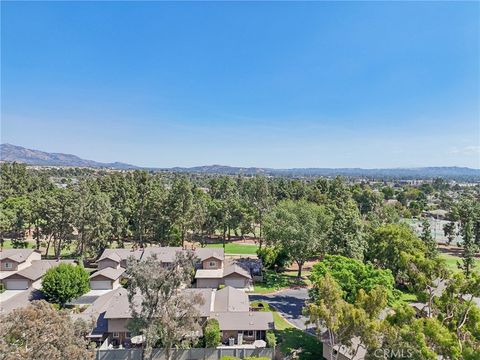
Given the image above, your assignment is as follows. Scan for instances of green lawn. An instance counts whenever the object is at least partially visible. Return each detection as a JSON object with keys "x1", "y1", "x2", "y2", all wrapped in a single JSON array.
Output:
[
  {"x1": 205, "y1": 243, "x2": 259, "y2": 255},
  {"x1": 0, "y1": 239, "x2": 75, "y2": 258},
  {"x1": 250, "y1": 300, "x2": 323, "y2": 360},
  {"x1": 439, "y1": 253, "x2": 480, "y2": 273},
  {"x1": 253, "y1": 270, "x2": 310, "y2": 294}
]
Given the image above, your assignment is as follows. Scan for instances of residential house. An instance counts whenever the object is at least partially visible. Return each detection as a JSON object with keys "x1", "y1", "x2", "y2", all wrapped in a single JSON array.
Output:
[
  {"x1": 2, "y1": 259, "x2": 75, "y2": 290},
  {"x1": 0, "y1": 249, "x2": 41, "y2": 275},
  {"x1": 93, "y1": 285, "x2": 274, "y2": 348},
  {"x1": 94, "y1": 246, "x2": 261, "y2": 291}
]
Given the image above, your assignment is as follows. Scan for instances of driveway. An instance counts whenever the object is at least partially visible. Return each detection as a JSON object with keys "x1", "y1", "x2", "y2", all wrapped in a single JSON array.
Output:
[
  {"x1": 0, "y1": 288, "x2": 43, "y2": 314},
  {"x1": 250, "y1": 287, "x2": 315, "y2": 332}
]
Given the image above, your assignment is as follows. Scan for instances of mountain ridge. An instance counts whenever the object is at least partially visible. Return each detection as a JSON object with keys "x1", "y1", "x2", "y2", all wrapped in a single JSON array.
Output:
[{"x1": 1, "y1": 144, "x2": 479, "y2": 179}]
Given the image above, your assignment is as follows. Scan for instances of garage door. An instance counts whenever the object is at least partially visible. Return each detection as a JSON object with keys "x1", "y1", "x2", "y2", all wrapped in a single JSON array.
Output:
[
  {"x1": 90, "y1": 280, "x2": 112, "y2": 290},
  {"x1": 5, "y1": 279, "x2": 29, "y2": 290},
  {"x1": 224, "y1": 278, "x2": 245, "y2": 288}
]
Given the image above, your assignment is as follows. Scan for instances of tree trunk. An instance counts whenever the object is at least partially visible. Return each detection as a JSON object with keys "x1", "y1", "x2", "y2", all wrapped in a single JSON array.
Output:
[
  {"x1": 296, "y1": 261, "x2": 303, "y2": 278},
  {"x1": 45, "y1": 235, "x2": 52, "y2": 257}
]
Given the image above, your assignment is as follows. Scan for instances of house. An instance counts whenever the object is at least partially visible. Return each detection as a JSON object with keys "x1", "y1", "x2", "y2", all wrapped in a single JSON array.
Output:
[
  {"x1": 95, "y1": 246, "x2": 259, "y2": 291},
  {"x1": 195, "y1": 259, "x2": 253, "y2": 290},
  {"x1": 97, "y1": 249, "x2": 143, "y2": 270},
  {"x1": 2, "y1": 259, "x2": 75, "y2": 290},
  {"x1": 321, "y1": 334, "x2": 366, "y2": 360},
  {"x1": 89, "y1": 267, "x2": 125, "y2": 290},
  {"x1": 0, "y1": 249, "x2": 41, "y2": 275},
  {"x1": 94, "y1": 285, "x2": 273, "y2": 348}
]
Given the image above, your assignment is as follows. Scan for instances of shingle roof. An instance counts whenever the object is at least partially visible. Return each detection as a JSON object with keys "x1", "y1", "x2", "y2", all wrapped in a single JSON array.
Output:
[
  {"x1": 213, "y1": 286, "x2": 249, "y2": 312},
  {"x1": 5, "y1": 259, "x2": 75, "y2": 281},
  {"x1": 194, "y1": 248, "x2": 225, "y2": 262},
  {"x1": 223, "y1": 264, "x2": 252, "y2": 279},
  {"x1": 98, "y1": 249, "x2": 142, "y2": 262},
  {"x1": 142, "y1": 247, "x2": 183, "y2": 263},
  {"x1": 210, "y1": 311, "x2": 274, "y2": 331},
  {"x1": 90, "y1": 267, "x2": 125, "y2": 280},
  {"x1": 0, "y1": 249, "x2": 35, "y2": 263},
  {"x1": 184, "y1": 288, "x2": 215, "y2": 317},
  {"x1": 195, "y1": 269, "x2": 224, "y2": 279}
]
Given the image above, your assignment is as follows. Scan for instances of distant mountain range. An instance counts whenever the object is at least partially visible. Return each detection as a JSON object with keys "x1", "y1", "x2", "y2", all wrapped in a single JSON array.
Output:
[
  {"x1": 0, "y1": 143, "x2": 137, "y2": 169},
  {"x1": 1, "y1": 143, "x2": 479, "y2": 180}
]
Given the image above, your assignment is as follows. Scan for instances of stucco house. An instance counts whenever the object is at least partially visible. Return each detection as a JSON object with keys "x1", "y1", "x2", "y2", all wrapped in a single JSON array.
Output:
[
  {"x1": 89, "y1": 266, "x2": 125, "y2": 290},
  {"x1": 2, "y1": 259, "x2": 75, "y2": 290},
  {"x1": 94, "y1": 285, "x2": 273, "y2": 347},
  {"x1": 0, "y1": 249, "x2": 41, "y2": 276}
]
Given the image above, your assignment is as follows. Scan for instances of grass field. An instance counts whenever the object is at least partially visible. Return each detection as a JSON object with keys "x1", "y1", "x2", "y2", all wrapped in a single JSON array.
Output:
[
  {"x1": 253, "y1": 270, "x2": 310, "y2": 294},
  {"x1": 439, "y1": 253, "x2": 480, "y2": 273},
  {"x1": 205, "y1": 242, "x2": 259, "y2": 255},
  {"x1": 0, "y1": 239, "x2": 75, "y2": 258},
  {"x1": 250, "y1": 300, "x2": 323, "y2": 360}
]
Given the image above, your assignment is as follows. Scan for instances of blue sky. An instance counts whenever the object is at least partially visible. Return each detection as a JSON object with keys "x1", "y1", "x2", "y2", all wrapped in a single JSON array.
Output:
[{"x1": 1, "y1": 1, "x2": 479, "y2": 168}]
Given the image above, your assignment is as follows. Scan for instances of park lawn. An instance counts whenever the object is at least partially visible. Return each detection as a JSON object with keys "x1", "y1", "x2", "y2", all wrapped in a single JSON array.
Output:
[
  {"x1": 439, "y1": 253, "x2": 480, "y2": 273},
  {"x1": 205, "y1": 243, "x2": 259, "y2": 255},
  {"x1": 253, "y1": 270, "x2": 310, "y2": 294},
  {"x1": 250, "y1": 300, "x2": 322, "y2": 360}
]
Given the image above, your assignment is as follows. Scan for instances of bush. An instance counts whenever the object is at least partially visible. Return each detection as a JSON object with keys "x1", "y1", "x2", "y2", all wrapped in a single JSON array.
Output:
[
  {"x1": 203, "y1": 318, "x2": 221, "y2": 348},
  {"x1": 41, "y1": 263, "x2": 89, "y2": 307},
  {"x1": 257, "y1": 245, "x2": 291, "y2": 271},
  {"x1": 266, "y1": 330, "x2": 276, "y2": 348},
  {"x1": 219, "y1": 357, "x2": 239, "y2": 360}
]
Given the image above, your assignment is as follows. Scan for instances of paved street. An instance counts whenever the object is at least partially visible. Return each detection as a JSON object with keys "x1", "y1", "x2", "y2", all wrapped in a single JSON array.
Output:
[{"x1": 251, "y1": 287, "x2": 315, "y2": 332}]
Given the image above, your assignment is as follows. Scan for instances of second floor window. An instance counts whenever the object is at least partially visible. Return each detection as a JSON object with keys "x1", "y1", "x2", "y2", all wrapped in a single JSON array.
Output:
[
  {"x1": 4, "y1": 262, "x2": 12, "y2": 269},
  {"x1": 209, "y1": 261, "x2": 216, "y2": 268}
]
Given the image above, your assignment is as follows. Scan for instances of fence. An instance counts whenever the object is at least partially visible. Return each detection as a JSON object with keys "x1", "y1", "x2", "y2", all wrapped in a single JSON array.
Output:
[{"x1": 96, "y1": 348, "x2": 274, "y2": 360}]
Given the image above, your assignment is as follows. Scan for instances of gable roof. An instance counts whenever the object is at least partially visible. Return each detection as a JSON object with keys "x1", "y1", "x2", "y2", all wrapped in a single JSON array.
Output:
[
  {"x1": 210, "y1": 311, "x2": 274, "y2": 331},
  {"x1": 98, "y1": 249, "x2": 142, "y2": 262},
  {"x1": 213, "y1": 286, "x2": 249, "y2": 312},
  {"x1": 4, "y1": 259, "x2": 75, "y2": 281},
  {"x1": 142, "y1": 247, "x2": 183, "y2": 263},
  {"x1": 0, "y1": 249, "x2": 36, "y2": 263},
  {"x1": 223, "y1": 263, "x2": 252, "y2": 279},
  {"x1": 194, "y1": 248, "x2": 225, "y2": 262},
  {"x1": 103, "y1": 287, "x2": 215, "y2": 319},
  {"x1": 90, "y1": 267, "x2": 125, "y2": 281}
]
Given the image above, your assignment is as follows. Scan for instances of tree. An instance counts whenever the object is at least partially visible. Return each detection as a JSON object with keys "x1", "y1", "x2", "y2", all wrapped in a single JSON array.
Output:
[
  {"x1": 309, "y1": 255, "x2": 396, "y2": 304},
  {"x1": 304, "y1": 273, "x2": 385, "y2": 360},
  {"x1": 0, "y1": 300, "x2": 94, "y2": 360},
  {"x1": 443, "y1": 221, "x2": 457, "y2": 245},
  {"x1": 366, "y1": 224, "x2": 427, "y2": 286},
  {"x1": 41, "y1": 263, "x2": 89, "y2": 307},
  {"x1": 126, "y1": 251, "x2": 203, "y2": 360},
  {"x1": 203, "y1": 318, "x2": 221, "y2": 347},
  {"x1": 420, "y1": 218, "x2": 438, "y2": 258},
  {"x1": 264, "y1": 200, "x2": 332, "y2": 277},
  {"x1": 166, "y1": 177, "x2": 194, "y2": 247}
]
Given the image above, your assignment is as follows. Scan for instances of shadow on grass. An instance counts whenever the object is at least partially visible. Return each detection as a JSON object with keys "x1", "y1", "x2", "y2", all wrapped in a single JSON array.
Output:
[{"x1": 276, "y1": 328, "x2": 323, "y2": 360}]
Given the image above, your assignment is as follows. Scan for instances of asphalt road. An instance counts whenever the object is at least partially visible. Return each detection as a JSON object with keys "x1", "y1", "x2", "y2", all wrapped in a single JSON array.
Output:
[{"x1": 250, "y1": 287, "x2": 315, "y2": 332}]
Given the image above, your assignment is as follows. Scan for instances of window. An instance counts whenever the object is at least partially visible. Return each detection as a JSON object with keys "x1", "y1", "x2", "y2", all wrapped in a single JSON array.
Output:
[
  {"x1": 125, "y1": 332, "x2": 131, "y2": 338},
  {"x1": 4, "y1": 262, "x2": 12, "y2": 269},
  {"x1": 243, "y1": 330, "x2": 254, "y2": 337},
  {"x1": 112, "y1": 332, "x2": 119, "y2": 338},
  {"x1": 209, "y1": 261, "x2": 216, "y2": 268}
]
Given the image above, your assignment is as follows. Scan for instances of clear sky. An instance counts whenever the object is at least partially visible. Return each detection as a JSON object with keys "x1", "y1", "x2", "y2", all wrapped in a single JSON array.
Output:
[{"x1": 1, "y1": 1, "x2": 479, "y2": 168}]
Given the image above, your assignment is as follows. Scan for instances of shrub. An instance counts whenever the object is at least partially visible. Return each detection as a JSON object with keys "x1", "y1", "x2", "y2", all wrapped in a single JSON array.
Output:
[
  {"x1": 244, "y1": 358, "x2": 271, "y2": 360},
  {"x1": 266, "y1": 330, "x2": 276, "y2": 348},
  {"x1": 219, "y1": 357, "x2": 239, "y2": 360},
  {"x1": 257, "y1": 245, "x2": 291, "y2": 271},
  {"x1": 203, "y1": 318, "x2": 221, "y2": 348},
  {"x1": 41, "y1": 263, "x2": 89, "y2": 307}
]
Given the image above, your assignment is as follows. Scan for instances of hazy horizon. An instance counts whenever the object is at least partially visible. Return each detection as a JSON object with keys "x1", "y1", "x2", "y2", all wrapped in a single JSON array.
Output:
[{"x1": 2, "y1": 2, "x2": 479, "y2": 169}]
